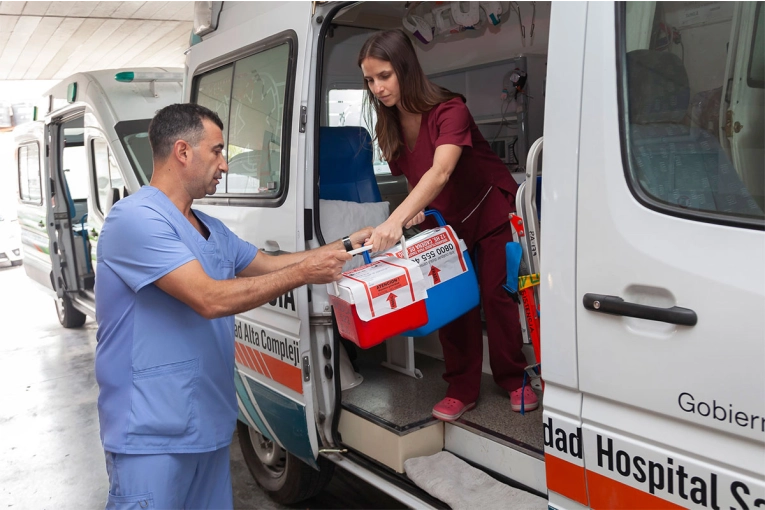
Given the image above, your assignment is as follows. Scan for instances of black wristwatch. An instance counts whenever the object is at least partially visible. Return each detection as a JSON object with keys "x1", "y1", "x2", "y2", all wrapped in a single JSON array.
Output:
[{"x1": 342, "y1": 236, "x2": 353, "y2": 252}]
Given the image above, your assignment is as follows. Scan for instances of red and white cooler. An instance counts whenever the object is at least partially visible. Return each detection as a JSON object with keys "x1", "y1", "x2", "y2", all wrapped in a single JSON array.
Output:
[
  {"x1": 328, "y1": 253, "x2": 429, "y2": 349},
  {"x1": 374, "y1": 210, "x2": 480, "y2": 337}
]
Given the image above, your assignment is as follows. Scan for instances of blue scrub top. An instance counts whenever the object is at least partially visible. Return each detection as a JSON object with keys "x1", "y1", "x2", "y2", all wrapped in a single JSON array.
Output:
[{"x1": 94, "y1": 186, "x2": 258, "y2": 454}]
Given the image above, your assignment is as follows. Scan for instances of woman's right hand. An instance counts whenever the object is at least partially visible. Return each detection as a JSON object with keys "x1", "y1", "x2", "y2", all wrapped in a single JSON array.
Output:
[
  {"x1": 404, "y1": 210, "x2": 426, "y2": 229},
  {"x1": 365, "y1": 218, "x2": 403, "y2": 253}
]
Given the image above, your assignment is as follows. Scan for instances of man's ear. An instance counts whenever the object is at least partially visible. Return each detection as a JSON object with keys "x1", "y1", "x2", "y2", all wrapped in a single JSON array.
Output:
[{"x1": 173, "y1": 139, "x2": 191, "y2": 165}]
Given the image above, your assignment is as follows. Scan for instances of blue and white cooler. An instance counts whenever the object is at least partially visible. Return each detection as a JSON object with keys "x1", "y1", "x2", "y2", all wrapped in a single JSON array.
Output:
[{"x1": 374, "y1": 210, "x2": 480, "y2": 337}]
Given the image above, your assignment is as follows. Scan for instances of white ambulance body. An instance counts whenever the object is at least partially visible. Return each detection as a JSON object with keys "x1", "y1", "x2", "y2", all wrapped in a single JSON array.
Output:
[
  {"x1": 14, "y1": 69, "x2": 182, "y2": 327},
  {"x1": 184, "y1": 1, "x2": 762, "y2": 507}
]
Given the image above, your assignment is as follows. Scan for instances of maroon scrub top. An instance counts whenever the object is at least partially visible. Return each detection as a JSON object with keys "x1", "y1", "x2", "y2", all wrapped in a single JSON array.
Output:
[{"x1": 388, "y1": 97, "x2": 519, "y2": 246}]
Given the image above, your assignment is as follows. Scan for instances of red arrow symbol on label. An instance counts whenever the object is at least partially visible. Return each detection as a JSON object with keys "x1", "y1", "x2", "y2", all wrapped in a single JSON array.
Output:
[
  {"x1": 386, "y1": 293, "x2": 398, "y2": 309},
  {"x1": 428, "y1": 265, "x2": 442, "y2": 285}
]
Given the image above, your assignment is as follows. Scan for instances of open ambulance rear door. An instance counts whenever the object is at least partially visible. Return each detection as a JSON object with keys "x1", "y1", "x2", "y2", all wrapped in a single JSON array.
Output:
[
  {"x1": 186, "y1": 1, "x2": 321, "y2": 467},
  {"x1": 572, "y1": 2, "x2": 764, "y2": 508}
]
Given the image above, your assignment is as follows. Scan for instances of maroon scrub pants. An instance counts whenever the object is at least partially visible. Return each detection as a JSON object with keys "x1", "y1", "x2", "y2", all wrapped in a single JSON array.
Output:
[{"x1": 438, "y1": 195, "x2": 528, "y2": 404}]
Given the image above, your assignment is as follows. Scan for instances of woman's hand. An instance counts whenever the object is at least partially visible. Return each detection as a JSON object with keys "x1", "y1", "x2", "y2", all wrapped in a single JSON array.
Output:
[
  {"x1": 365, "y1": 218, "x2": 403, "y2": 252},
  {"x1": 348, "y1": 227, "x2": 374, "y2": 249},
  {"x1": 404, "y1": 210, "x2": 426, "y2": 229}
]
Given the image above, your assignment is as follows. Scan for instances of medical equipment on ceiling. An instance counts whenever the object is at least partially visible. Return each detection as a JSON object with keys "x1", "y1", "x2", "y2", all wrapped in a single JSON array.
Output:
[{"x1": 402, "y1": 2, "x2": 536, "y2": 46}]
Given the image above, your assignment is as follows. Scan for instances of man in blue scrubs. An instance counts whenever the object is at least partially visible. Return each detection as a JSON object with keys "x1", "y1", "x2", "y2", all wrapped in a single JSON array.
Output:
[{"x1": 94, "y1": 103, "x2": 372, "y2": 509}]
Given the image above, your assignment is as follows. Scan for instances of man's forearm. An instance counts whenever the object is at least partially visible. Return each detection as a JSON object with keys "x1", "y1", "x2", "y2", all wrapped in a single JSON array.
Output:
[
  {"x1": 203, "y1": 262, "x2": 309, "y2": 319},
  {"x1": 262, "y1": 239, "x2": 345, "y2": 272}
]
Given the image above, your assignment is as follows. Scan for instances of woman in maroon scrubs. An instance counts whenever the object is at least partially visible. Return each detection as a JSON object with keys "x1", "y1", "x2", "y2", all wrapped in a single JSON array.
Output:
[{"x1": 359, "y1": 30, "x2": 538, "y2": 420}]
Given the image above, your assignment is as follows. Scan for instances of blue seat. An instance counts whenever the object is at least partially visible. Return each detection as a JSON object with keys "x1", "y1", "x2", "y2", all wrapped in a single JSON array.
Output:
[{"x1": 319, "y1": 126, "x2": 382, "y2": 203}]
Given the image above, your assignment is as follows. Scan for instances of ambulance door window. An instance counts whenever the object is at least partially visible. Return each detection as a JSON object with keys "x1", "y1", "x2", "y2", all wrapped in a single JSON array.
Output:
[
  {"x1": 17, "y1": 143, "x2": 42, "y2": 204},
  {"x1": 327, "y1": 89, "x2": 390, "y2": 175},
  {"x1": 192, "y1": 36, "x2": 295, "y2": 200},
  {"x1": 749, "y1": 4, "x2": 764, "y2": 88},
  {"x1": 621, "y1": 1, "x2": 764, "y2": 227},
  {"x1": 62, "y1": 145, "x2": 88, "y2": 201},
  {"x1": 18, "y1": 146, "x2": 29, "y2": 201},
  {"x1": 226, "y1": 43, "x2": 290, "y2": 195},
  {"x1": 91, "y1": 138, "x2": 121, "y2": 215},
  {"x1": 194, "y1": 64, "x2": 233, "y2": 195}
]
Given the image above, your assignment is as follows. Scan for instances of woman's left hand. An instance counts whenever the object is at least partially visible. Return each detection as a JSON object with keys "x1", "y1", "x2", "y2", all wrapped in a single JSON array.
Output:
[
  {"x1": 405, "y1": 210, "x2": 426, "y2": 229},
  {"x1": 365, "y1": 218, "x2": 403, "y2": 253}
]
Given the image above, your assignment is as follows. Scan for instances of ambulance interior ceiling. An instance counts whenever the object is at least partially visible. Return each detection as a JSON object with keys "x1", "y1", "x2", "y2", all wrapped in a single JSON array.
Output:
[{"x1": 322, "y1": 1, "x2": 552, "y2": 124}]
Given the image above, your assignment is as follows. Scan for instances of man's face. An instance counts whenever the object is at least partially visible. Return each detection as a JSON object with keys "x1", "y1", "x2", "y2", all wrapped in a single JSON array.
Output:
[{"x1": 188, "y1": 119, "x2": 227, "y2": 198}]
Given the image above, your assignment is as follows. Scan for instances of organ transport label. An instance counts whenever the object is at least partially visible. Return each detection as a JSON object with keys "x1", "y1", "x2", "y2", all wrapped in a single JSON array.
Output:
[
  {"x1": 375, "y1": 226, "x2": 468, "y2": 288},
  {"x1": 331, "y1": 256, "x2": 427, "y2": 322}
]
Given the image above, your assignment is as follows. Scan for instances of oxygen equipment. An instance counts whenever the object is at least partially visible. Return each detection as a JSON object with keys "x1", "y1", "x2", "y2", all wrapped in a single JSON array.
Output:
[{"x1": 401, "y1": 0, "x2": 536, "y2": 42}]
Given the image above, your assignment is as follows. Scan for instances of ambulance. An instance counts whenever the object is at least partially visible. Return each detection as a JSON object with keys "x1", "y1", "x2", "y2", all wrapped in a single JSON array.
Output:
[
  {"x1": 172, "y1": 0, "x2": 765, "y2": 507},
  {"x1": 13, "y1": 69, "x2": 182, "y2": 327}
]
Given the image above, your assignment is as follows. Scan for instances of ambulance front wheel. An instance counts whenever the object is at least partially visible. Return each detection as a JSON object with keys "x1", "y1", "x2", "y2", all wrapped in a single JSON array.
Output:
[
  {"x1": 237, "y1": 421, "x2": 334, "y2": 504},
  {"x1": 55, "y1": 295, "x2": 86, "y2": 328}
]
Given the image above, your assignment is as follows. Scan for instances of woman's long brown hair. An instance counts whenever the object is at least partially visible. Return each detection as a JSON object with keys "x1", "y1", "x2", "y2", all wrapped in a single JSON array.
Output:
[{"x1": 357, "y1": 29, "x2": 463, "y2": 162}]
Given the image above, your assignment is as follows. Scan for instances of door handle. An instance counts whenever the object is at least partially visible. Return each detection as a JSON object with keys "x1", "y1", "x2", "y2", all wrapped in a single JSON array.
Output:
[
  {"x1": 583, "y1": 293, "x2": 697, "y2": 326},
  {"x1": 261, "y1": 240, "x2": 282, "y2": 255}
]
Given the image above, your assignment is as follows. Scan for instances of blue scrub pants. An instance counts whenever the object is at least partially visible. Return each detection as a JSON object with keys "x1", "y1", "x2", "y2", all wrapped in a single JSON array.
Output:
[{"x1": 104, "y1": 447, "x2": 233, "y2": 509}]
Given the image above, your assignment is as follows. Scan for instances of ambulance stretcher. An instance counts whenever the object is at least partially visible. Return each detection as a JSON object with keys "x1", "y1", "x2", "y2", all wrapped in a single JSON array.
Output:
[{"x1": 507, "y1": 137, "x2": 544, "y2": 402}]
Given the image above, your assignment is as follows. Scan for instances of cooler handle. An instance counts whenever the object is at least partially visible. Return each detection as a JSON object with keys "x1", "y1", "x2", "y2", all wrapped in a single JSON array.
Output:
[
  {"x1": 423, "y1": 209, "x2": 446, "y2": 227},
  {"x1": 361, "y1": 235, "x2": 407, "y2": 263},
  {"x1": 333, "y1": 236, "x2": 406, "y2": 295}
]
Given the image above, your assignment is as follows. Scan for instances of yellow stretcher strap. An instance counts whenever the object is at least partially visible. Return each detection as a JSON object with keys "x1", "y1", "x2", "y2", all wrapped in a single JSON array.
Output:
[{"x1": 518, "y1": 273, "x2": 540, "y2": 291}]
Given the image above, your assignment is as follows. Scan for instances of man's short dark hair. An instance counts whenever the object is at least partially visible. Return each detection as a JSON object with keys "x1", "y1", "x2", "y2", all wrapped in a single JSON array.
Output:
[{"x1": 148, "y1": 103, "x2": 224, "y2": 160}]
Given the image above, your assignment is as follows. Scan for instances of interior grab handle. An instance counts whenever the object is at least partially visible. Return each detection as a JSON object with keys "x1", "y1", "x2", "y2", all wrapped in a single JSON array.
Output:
[{"x1": 583, "y1": 293, "x2": 697, "y2": 326}]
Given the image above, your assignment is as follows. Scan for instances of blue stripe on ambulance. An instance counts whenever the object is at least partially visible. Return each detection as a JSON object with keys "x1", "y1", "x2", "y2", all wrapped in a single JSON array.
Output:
[
  {"x1": 234, "y1": 369, "x2": 274, "y2": 442},
  {"x1": 236, "y1": 370, "x2": 316, "y2": 468}
]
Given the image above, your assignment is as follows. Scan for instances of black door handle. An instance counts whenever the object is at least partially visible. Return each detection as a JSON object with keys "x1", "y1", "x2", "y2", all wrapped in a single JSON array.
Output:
[{"x1": 583, "y1": 294, "x2": 697, "y2": 326}]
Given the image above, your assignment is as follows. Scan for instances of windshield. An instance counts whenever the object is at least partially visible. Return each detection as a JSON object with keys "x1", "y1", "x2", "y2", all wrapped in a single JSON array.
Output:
[{"x1": 115, "y1": 119, "x2": 153, "y2": 185}]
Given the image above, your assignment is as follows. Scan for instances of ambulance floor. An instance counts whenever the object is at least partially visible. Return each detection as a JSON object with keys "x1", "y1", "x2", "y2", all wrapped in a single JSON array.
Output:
[{"x1": 342, "y1": 344, "x2": 544, "y2": 452}]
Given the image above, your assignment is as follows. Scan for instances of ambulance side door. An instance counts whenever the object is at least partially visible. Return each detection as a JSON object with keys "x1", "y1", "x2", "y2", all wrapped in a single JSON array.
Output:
[
  {"x1": 187, "y1": 2, "x2": 320, "y2": 467},
  {"x1": 576, "y1": 2, "x2": 764, "y2": 508},
  {"x1": 87, "y1": 132, "x2": 124, "y2": 270},
  {"x1": 15, "y1": 127, "x2": 52, "y2": 290}
]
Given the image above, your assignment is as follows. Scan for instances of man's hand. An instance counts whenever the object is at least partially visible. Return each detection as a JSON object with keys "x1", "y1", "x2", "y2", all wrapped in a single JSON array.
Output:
[
  {"x1": 365, "y1": 217, "x2": 403, "y2": 253},
  {"x1": 299, "y1": 249, "x2": 352, "y2": 284},
  {"x1": 404, "y1": 210, "x2": 426, "y2": 229}
]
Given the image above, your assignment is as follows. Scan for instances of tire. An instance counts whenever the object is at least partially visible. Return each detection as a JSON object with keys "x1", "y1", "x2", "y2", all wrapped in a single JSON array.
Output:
[
  {"x1": 55, "y1": 295, "x2": 86, "y2": 328},
  {"x1": 10, "y1": 260, "x2": 22, "y2": 267},
  {"x1": 237, "y1": 420, "x2": 334, "y2": 504}
]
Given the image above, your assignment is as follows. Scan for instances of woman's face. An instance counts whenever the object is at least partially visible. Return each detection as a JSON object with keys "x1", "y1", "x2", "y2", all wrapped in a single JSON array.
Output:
[{"x1": 361, "y1": 57, "x2": 400, "y2": 108}]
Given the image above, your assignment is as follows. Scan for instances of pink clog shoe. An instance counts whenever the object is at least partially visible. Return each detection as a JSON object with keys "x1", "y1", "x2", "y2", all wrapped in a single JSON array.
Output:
[
  {"x1": 510, "y1": 386, "x2": 539, "y2": 412},
  {"x1": 432, "y1": 397, "x2": 476, "y2": 421}
]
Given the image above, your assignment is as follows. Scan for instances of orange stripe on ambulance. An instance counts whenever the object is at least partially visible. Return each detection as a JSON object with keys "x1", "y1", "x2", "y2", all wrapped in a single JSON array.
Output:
[{"x1": 585, "y1": 429, "x2": 765, "y2": 510}]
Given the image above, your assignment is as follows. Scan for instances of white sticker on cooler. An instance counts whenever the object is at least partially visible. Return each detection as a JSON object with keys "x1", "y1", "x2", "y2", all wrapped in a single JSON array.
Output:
[
  {"x1": 375, "y1": 226, "x2": 468, "y2": 289},
  {"x1": 335, "y1": 256, "x2": 427, "y2": 322}
]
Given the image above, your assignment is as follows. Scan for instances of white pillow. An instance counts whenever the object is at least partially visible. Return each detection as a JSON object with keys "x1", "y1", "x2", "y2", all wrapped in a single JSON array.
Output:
[{"x1": 319, "y1": 199, "x2": 390, "y2": 270}]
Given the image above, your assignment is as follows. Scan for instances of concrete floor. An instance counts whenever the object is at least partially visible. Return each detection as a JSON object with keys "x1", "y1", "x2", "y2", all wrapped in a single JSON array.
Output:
[{"x1": 0, "y1": 264, "x2": 404, "y2": 510}]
